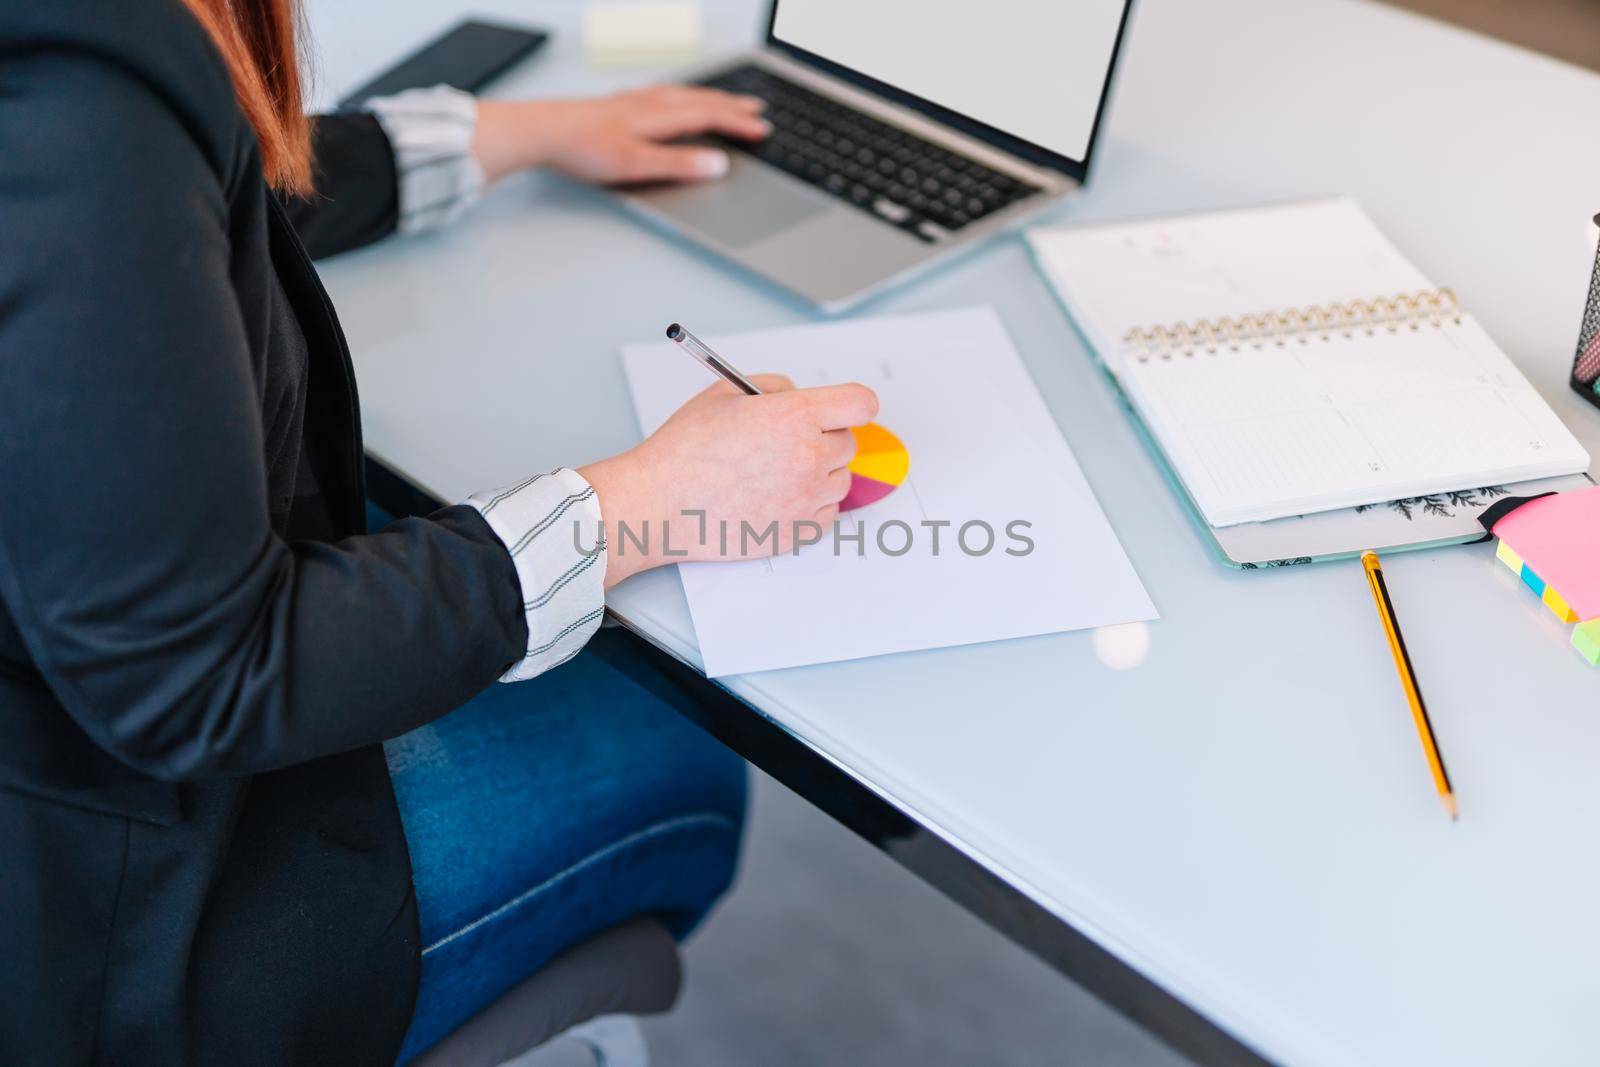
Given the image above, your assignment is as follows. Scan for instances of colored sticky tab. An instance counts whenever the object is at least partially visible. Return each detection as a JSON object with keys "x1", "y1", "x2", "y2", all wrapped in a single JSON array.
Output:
[
  {"x1": 1494, "y1": 487, "x2": 1600, "y2": 620},
  {"x1": 1520, "y1": 565, "x2": 1546, "y2": 596},
  {"x1": 1495, "y1": 538, "x2": 1522, "y2": 573},
  {"x1": 1543, "y1": 585, "x2": 1581, "y2": 623},
  {"x1": 1573, "y1": 619, "x2": 1600, "y2": 666}
]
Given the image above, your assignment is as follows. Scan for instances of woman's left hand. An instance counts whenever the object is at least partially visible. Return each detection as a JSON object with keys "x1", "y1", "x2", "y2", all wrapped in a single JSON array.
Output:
[{"x1": 471, "y1": 86, "x2": 770, "y2": 186}]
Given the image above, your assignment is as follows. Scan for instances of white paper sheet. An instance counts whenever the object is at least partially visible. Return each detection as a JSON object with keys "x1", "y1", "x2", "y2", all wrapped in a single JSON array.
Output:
[{"x1": 618, "y1": 306, "x2": 1158, "y2": 676}]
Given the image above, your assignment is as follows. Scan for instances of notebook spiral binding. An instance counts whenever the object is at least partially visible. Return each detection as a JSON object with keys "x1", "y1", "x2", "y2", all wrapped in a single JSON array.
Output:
[{"x1": 1122, "y1": 287, "x2": 1462, "y2": 362}]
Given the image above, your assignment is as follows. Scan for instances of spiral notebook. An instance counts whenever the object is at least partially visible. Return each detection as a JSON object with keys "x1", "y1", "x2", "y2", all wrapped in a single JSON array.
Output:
[{"x1": 1027, "y1": 197, "x2": 1589, "y2": 530}]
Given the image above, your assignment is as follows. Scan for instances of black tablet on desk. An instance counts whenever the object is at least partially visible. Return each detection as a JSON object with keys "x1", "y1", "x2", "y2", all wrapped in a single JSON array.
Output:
[{"x1": 338, "y1": 19, "x2": 549, "y2": 111}]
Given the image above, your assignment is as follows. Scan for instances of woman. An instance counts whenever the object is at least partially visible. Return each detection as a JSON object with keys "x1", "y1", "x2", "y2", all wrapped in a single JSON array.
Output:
[{"x1": 0, "y1": 0, "x2": 875, "y2": 1063}]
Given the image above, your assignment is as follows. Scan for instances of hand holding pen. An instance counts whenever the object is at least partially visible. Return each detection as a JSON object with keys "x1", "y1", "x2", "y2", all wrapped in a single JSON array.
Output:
[{"x1": 575, "y1": 324, "x2": 878, "y2": 586}]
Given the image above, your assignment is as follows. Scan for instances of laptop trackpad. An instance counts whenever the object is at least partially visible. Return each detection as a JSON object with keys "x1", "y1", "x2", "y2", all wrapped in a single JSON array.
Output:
[{"x1": 637, "y1": 160, "x2": 831, "y2": 249}]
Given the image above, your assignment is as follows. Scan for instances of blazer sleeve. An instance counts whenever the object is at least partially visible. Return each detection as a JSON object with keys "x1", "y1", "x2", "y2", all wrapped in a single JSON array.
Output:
[
  {"x1": 0, "y1": 48, "x2": 529, "y2": 781},
  {"x1": 277, "y1": 112, "x2": 402, "y2": 259}
]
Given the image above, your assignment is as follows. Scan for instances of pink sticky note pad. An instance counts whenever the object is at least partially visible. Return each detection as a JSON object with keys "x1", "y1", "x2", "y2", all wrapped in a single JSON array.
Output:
[{"x1": 1493, "y1": 486, "x2": 1600, "y2": 619}]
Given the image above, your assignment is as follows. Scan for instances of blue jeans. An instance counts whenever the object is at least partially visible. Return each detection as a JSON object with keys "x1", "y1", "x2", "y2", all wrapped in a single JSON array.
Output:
[{"x1": 369, "y1": 506, "x2": 747, "y2": 1064}]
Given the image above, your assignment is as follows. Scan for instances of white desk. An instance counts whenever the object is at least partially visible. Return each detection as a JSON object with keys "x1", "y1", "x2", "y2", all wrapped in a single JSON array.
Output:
[{"x1": 307, "y1": 1, "x2": 1600, "y2": 1063}]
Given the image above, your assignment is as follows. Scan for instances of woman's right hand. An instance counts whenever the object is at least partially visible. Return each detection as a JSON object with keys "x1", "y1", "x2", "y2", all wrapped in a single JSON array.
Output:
[{"x1": 579, "y1": 375, "x2": 879, "y2": 588}]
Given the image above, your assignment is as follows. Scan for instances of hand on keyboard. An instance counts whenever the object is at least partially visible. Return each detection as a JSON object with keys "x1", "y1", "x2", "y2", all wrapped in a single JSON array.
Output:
[{"x1": 473, "y1": 85, "x2": 772, "y2": 186}]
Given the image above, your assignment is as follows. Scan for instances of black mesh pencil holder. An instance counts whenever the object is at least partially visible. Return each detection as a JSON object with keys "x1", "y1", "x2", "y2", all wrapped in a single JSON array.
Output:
[{"x1": 1573, "y1": 212, "x2": 1600, "y2": 412}]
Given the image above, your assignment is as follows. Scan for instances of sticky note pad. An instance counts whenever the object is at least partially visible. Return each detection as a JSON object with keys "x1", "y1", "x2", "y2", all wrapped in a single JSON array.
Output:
[
  {"x1": 1492, "y1": 486, "x2": 1600, "y2": 620},
  {"x1": 1573, "y1": 619, "x2": 1600, "y2": 666},
  {"x1": 1495, "y1": 538, "x2": 1522, "y2": 573},
  {"x1": 584, "y1": 3, "x2": 702, "y2": 67}
]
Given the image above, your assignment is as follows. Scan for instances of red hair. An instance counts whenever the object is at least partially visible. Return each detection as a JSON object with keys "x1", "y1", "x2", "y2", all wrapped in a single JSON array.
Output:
[{"x1": 179, "y1": 0, "x2": 312, "y2": 194}]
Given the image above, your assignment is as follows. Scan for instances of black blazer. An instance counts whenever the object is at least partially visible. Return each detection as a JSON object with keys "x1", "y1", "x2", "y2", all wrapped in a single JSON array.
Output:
[{"x1": 0, "y1": 3, "x2": 530, "y2": 1062}]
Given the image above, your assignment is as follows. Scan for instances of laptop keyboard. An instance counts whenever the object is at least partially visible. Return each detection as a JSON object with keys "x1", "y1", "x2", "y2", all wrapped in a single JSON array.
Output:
[{"x1": 698, "y1": 64, "x2": 1043, "y2": 243}]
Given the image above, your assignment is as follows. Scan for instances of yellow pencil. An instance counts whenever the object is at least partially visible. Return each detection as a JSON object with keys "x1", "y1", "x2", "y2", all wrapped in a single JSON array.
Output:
[{"x1": 1361, "y1": 551, "x2": 1457, "y2": 821}]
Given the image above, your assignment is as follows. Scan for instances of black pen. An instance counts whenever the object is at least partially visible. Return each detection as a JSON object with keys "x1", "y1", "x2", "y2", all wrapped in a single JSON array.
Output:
[{"x1": 667, "y1": 323, "x2": 763, "y2": 396}]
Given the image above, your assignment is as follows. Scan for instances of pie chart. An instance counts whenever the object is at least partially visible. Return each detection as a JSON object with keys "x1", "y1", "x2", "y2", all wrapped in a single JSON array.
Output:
[{"x1": 840, "y1": 423, "x2": 909, "y2": 512}]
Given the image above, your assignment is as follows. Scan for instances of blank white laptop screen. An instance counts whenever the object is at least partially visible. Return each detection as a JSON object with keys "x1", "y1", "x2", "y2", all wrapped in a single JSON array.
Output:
[{"x1": 770, "y1": 0, "x2": 1129, "y2": 161}]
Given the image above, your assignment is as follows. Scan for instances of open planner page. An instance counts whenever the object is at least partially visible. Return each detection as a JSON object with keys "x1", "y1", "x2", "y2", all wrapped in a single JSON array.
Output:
[
  {"x1": 1027, "y1": 199, "x2": 1590, "y2": 526},
  {"x1": 1123, "y1": 316, "x2": 1588, "y2": 525},
  {"x1": 1028, "y1": 197, "x2": 1434, "y2": 359}
]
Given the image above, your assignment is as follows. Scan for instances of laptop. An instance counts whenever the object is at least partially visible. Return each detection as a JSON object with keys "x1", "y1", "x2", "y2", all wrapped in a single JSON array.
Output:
[{"x1": 620, "y1": 0, "x2": 1136, "y2": 311}]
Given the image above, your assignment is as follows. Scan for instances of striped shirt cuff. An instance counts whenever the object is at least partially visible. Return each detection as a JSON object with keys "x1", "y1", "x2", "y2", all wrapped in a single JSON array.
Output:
[
  {"x1": 366, "y1": 85, "x2": 486, "y2": 234},
  {"x1": 467, "y1": 468, "x2": 607, "y2": 682}
]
